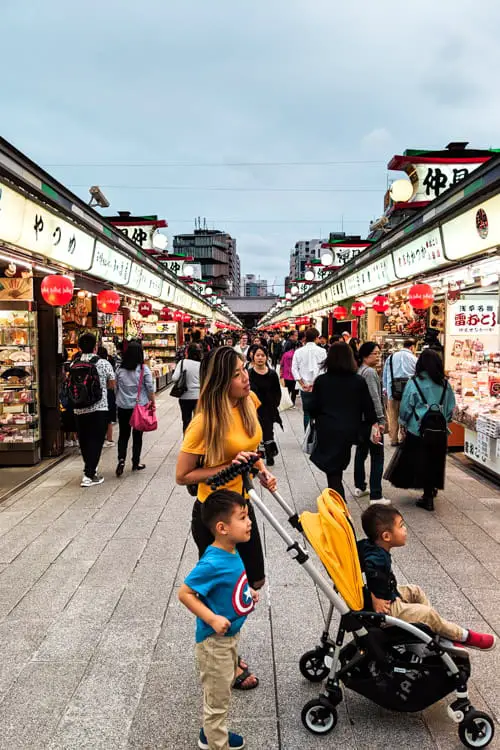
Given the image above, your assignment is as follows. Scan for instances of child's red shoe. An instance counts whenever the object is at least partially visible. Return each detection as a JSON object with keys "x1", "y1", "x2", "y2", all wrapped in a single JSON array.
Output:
[{"x1": 464, "y1": 631, "x2": 497, "y2": 651}]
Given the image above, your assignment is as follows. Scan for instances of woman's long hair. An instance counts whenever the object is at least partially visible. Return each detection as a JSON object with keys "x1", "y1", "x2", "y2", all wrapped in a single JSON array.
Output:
[
  {"x1": 121, "y1": 341, "x2": 144, "y2": 370},
  {"x1": 322, "y1": 342, "x2": 357, "y2": 374},
  {"x1": 416, "y1": 348, "x2": 445, "y2": 385},
  {"x1": 197, "y1": 346, "x2": 258, "y2": 466}
]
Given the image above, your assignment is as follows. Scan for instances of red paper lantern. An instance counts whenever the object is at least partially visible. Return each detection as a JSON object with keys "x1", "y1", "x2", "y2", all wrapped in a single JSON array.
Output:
[
  {"x1": 173, "y1": 310, "x2": 183, "y2": 322},
  {"x1": 332, "y1": 305, "x2": 348, "y2": 321},
  {"x1": 40, "y1": 275, "x2": 74, "y2": 306},
  {"x1": 351, "y1": 301, "x2": 366, "y2": 317},
  {"x1": 159, "y1": 306, "x2": 172, "y2": 321},
  {"x1": 408, "y1": 283, "x2": 434, "y2": 310},
  {"x1": 97, "y1": 290, "x2": 120, "y2": 314},
  {"x1": 372, "y1": 295, "x2": 390, "y2": 314},
  {"x1": 182, "y1": 313, "x2": 191, "y2": 323},
  {"x1": 138, "y1": 301, "x2": 153, "y2": 317}
]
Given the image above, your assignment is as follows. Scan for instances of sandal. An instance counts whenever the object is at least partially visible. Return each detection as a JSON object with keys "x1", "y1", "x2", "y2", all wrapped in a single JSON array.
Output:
[{"x1": 233, "y1": 666, "x2": 259, "y2": 691}]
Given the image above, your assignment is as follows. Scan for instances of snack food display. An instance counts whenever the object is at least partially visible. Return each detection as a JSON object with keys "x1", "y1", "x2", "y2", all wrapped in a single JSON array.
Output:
[{"x1": 0, "y1": 309, "x2": 40, "y2": 459}]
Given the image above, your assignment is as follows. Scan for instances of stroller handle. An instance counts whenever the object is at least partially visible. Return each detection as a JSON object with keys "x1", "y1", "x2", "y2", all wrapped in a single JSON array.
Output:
[{"x1": 207, "y1": 454, "x2": 261, "y2": 491}]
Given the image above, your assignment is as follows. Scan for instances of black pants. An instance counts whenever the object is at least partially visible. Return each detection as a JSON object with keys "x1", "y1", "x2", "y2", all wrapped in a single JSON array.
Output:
[
  {"x1": 284, "y1": 379, "x2": 297, "y2": 405},
  {"x1": 117, "y1": 407, "x2": 143, "y2": 466},
  {"x1": 191, "y1": 500, "x2": 265, "y2": 588},
  {"x1": 325, "y1": 442, "x2": 353, "y2": 501},
  {"x1": 179, "y1": 399, "x2": 198, "y2": 433},
  {"x1": 75, "y1": 411, "x2": 108, "y2": 479},
  {"x1": 354, "y1": 428, "x2": 384, "y2": 500}
]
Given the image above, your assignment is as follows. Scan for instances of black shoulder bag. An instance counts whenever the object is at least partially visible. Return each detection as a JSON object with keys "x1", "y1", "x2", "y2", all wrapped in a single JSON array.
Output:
[
  {"x1": 389, "y1": 353, "x2": 409, "y2": 402},
  {"x1": 171, "y1": 360, "x2": 188, "y2": 398}
]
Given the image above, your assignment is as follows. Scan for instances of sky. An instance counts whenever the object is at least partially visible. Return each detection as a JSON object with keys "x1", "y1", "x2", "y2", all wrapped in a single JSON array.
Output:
[{"x1": 3, "y1": 0, "x2": 500, "y2": 294}]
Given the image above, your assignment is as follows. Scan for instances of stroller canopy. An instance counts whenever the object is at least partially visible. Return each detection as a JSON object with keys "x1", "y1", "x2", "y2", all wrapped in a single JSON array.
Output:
[{"x1": 300, "y1": 490, "x2": 364, "y2": 611}]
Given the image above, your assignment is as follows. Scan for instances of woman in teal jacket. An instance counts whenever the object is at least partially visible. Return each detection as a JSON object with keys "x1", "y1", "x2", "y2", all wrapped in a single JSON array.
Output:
[{"x1": 386, "y1": 349, "x2": 455, "y2": 511}]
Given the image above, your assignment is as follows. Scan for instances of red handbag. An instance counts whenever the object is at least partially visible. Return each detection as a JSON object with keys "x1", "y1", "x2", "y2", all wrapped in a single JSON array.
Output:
[{"x1": 129, "y1": 366, "x2": 158, "y2": 432}]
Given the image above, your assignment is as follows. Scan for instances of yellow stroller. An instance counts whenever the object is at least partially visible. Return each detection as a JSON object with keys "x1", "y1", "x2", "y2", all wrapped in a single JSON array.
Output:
[{"x1": 207, "y1": 459, "x2": 495, "y2": 749}]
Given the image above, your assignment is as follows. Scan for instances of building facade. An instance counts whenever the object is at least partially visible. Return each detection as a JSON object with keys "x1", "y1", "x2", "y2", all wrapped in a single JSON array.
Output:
[
  {"x1": 289, "y1": 238, "x2": 323, "y2": 280},
  {"x1": 243, "y1": 274, "x2": 268, "y2": 297},
  {"x1": 173, "y1": 228, "x2": 239, "y2": 295}
]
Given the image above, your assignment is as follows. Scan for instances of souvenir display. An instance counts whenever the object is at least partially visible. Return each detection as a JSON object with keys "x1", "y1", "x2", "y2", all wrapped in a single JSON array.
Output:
[
  {"x1": 0, "y1": 309, "x2": 41, "y2": 464},
  {"x1": 141, "y1": 322, "x2": 178, "y2": 392}
]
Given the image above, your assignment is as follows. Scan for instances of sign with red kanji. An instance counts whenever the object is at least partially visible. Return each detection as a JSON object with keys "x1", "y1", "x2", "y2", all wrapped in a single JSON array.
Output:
[{"x1": 449, "y1": 297, "x2": 499, "y2": 335}]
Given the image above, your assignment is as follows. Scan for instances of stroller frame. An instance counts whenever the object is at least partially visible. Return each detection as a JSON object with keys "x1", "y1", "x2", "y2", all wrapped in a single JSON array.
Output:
[{"x1": 206, "y1": 460, "x2": 495, "y2": 748}]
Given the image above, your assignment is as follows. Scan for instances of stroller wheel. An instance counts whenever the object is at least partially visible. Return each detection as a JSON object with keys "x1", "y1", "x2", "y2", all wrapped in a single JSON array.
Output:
[
  {"x1": 299, "y1": 649, "x2": 330, "y2": 682},
  {"x1": 458, "y1": 711, "x2": 495, "y2": 748},
  {"x1": 301, "y1": 699, "x2": 337, "y2": 735}
]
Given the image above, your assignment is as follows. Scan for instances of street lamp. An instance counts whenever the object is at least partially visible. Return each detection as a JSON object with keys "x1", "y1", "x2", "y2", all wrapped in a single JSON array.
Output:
[
  {"x1": 389, "y1": 178, "x2": 414, "y2": 203},
  {"x1": 285, "y1": 292, "x2": 292, "y2": 300},
  {"x1": 183, "y1": 264, "x2": 194, "y2": 277},
  {"x1": 152, "y1": 231, "x2": 168, "y2": 251},
  {"x1": 305, "y1": 270, "x2": 315, "y2": 282},
  {"x1": 291, "y1": 285, "x2": 299, "y2": 295},
  {"x1": 204, "y1": 286, "x2": 213, "y2": 296}
]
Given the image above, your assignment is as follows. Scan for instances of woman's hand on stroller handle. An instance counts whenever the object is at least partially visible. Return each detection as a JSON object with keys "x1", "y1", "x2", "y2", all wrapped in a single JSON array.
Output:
[
  {"x1": 258, "y1": 469, "x2": 277, "y2": 492},
  {"x1": 207, "y1": 454, "x2": 261, "y2": 490}
]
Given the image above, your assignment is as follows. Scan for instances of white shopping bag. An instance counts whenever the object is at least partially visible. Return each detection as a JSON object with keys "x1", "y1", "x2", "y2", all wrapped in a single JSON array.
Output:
[{"x1": 279, "y1": 386, "x2": 293, "y2": 412}]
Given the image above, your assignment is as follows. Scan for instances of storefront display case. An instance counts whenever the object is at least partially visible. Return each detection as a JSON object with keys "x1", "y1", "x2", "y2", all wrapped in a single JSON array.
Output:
[
  {"x1": 0, "y1": 305, "x2": 41, "y2": 465},
  {"x1": 141, "y1": 321, "x2": 177, "y2": 392}
]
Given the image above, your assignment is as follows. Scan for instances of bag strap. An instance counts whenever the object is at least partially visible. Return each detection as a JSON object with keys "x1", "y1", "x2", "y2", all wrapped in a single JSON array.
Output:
[
  {"x1": 439, "y1": 379, "x2": 448, "y2": 406},
  {"x1": 389, "y1": 353, "x2": 394, "y2": 384},
  {"x1": 136, "y1": 365, "x2": 144, "y2": 403},
  {"x1": 412, "y1": 376, "x2": 427, "y2": 405}
]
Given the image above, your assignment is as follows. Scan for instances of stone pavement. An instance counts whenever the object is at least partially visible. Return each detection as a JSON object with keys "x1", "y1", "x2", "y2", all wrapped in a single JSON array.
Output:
[{"x1": 0, "y1": 389, "x2": 499, "y2": 749}]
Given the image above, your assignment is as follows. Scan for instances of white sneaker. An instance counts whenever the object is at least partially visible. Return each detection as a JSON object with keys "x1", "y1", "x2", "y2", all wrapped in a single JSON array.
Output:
[
  {"x1": 370, "y1": 497, "x2": 391, "y2": 505},
  {"x1": 354, "y1": 488, "x2": 369, "y2": 498},
  {"x1": 103, "y1": 440, "x2": 115, "y2": 448},
  {"x1": 81, "y1": 475, "x2": 104, "y2": 487}
]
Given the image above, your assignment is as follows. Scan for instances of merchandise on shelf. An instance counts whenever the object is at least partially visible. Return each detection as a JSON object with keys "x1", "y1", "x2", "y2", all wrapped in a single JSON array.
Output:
[
  {"x1": 451, "y1": 351, "x2": 500, "y2": 432},
  {"x1": 0, "y1": 309, "x2": 41, "y2": 462},
  {"x1": 141, "y1": 321, "x2": 178, "y2": 391}
]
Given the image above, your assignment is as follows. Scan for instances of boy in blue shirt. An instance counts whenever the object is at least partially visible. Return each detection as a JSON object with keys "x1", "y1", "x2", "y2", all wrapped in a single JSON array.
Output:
[{"x1": 179, "y1": 490, "x2": 258, "y2": 750}]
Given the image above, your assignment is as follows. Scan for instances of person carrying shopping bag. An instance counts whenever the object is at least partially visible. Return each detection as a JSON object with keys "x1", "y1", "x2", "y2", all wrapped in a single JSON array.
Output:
[{"x1": 115, "y1": 341, "x2": 156, "y2": 477}]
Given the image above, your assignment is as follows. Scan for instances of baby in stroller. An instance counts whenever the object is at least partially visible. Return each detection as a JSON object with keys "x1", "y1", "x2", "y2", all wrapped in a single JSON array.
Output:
[{"x1": 358, "y1": 504, "x2": 496, "y2": 651}]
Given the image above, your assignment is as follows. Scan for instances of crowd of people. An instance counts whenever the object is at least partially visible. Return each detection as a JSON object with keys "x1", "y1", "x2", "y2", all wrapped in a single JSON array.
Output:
[{"x1": 59, "y1": 325, "x2": 493, "y2": 750}]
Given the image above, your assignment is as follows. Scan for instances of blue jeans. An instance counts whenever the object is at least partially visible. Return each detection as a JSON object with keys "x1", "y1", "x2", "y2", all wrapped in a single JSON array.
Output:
[
  {"x1": 300, "y1": 390, "x2": 314, "y2": 430},
  {"x1": 354, "y1": 428, "x2": 385, "y2": 500}
]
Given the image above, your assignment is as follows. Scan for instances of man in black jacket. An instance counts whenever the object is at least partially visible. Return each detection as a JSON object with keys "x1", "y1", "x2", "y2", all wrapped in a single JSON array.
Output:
[{"x1": 269, "y1": 333, "x2": 283, "y2": 369}]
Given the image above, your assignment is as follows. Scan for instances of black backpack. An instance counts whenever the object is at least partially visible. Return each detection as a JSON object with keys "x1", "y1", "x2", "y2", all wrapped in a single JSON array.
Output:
[
  {"x1": 66, "y1": 356, "x2": 103, "y2": 409},
  {"x1": 412, "y1": 377, "x2": 448, "y2": 448}
]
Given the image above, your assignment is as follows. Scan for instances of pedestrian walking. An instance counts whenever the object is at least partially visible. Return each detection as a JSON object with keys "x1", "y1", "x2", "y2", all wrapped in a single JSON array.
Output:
[
  {"x1": 234, "y1": 333, "x2": 249, "y2": 359},
  {"x1": 179, "y1": 490, "x2": 258, "y2": 750},
  {"x1": 353, "y1": 342, "x2": 389, "y2": 505},
  {"x1": 280, "y1": 340, "x2": 298, "y2": 407},
  {"x1": 384, "y1": 349, "x2": 456, "y2": 511},
  {"x1": 382, "y1": 339, "x2": 417, "y2": 445},
  {"x1": 115, "y1": 341, "x2": 156, "y2": 477},
  {"x1": 98, "y1": 346, "x2": 116, "y2": 448},
  {"x1": 172, "y1": 344, "x2": 202, "y2": 432},
  {"x1": 291, "y1": 327, "x2": 327, "y2": 430},
  {"x1": 283, "y1": 329, "x2": 298, "y2": 352},
  {"x1": 269, "y1": 332, "x2": 283, "y2": 369},
  {"x1": 309, "y1": 343, "x2": 378, "y2": 500},
  {"x1": 249, "y1": 345, "x2": 282, "y2": 466},
  {"x1": 70, "y1": 333, "x2": 116, "y2": 487},
  {"x1": 176, "y1": 346, "x2": 277, "y2": 691}
]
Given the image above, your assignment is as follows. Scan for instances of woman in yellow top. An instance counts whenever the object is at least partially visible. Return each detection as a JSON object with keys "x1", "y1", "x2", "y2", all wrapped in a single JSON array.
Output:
[{"x1": 176, "y1": 346, "x2": 277, "y2": 690}]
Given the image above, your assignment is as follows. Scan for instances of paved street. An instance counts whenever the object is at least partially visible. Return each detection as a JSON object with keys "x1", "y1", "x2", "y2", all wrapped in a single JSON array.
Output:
[{"x1": 0, "y1": 389, "x2": 499, "y2": 749}]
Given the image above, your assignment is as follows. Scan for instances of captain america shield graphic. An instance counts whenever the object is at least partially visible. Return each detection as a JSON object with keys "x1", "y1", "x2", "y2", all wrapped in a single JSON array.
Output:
[{"x1": 232, "y1": 572, "x2": 254, "y2": 616}]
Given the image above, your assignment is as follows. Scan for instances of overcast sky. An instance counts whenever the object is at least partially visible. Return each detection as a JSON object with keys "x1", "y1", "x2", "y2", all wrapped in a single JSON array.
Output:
[{"x1": 3, "y1": 0, "x2": 500, "y2": 292}]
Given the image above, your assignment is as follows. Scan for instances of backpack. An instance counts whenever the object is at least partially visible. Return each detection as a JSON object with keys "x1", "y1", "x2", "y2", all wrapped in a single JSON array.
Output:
[
  {"x1": 412, "y1": 377, "x2": 448, "y2": 448},
  {"x1": 66, "y1": 356, "x2": 103, "y2": 409}
]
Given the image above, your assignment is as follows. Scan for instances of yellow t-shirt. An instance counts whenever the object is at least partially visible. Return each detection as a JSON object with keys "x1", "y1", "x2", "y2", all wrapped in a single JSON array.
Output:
[{"x1": 181, "y1": 391, "x2": 263, "y2": 502}]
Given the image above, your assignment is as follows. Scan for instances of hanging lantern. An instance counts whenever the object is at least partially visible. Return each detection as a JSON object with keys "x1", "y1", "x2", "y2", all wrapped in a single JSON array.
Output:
[
  {"x1": 159, "y1": 306, "x2": 172, "y2": 321},
  {"x1": 351, "y1": 301, "x2": 366, "y2": 317},
  {"x1": 97, "y1": 290, "x2": 120, "y2": 314},
  {"x1": 408, "y1": 283, "x2": 434, "y2": 310},
  {"x1": 332, "y1": 305, "x2": 348, "y2": 321},
  {"x1": 182, "y1": 313, "x2": 191, "y2": 323},
  {"x1": 372, "y1": 295, "x2": 390, "y2": 314},
  {"x1": 40, "y1": 275, "x2": 74, "y2": 306},
  {"x1": 173, "y1": 310, "x2": 183, "y2": 322},
  {"x1": 138, "y1": 301, "x2": 153, "y2": 317}
]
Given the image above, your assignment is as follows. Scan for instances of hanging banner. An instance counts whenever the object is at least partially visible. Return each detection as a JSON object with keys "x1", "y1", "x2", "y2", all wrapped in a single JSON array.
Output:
[
  {"x1": 442, "y1": 194, "x2": 500, "y2": 260},
  {"x1": 392, "y1": 228, "x2": 448, "y2": 279},
  {"x1": 90, "y1": 241, "x2": 132, "y2": 286},
  {"x1": 129, "y1": 263, "x2": 163, "y2": 297}
]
